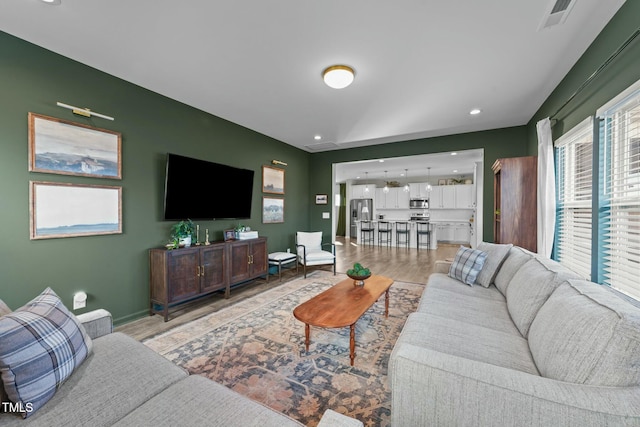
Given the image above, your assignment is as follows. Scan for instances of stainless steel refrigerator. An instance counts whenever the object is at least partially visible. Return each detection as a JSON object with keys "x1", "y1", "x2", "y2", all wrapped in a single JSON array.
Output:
[{"x1": 349, "y1": 198, "x2": 373, "y2": 241}]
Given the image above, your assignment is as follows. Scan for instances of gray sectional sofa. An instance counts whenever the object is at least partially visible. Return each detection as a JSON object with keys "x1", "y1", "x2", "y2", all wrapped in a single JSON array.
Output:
[
  {"x1": 0, "y1": 307, "x2": 362, "y2": 427},
  {"x1": 390, "y1": 244, "x2": 640, "y2": 426}
]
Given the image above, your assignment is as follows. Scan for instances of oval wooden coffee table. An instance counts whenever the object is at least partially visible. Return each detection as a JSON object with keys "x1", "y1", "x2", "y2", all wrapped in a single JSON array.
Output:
[{"x1": 293, "y1": 274, "x2": 394, "y2": 366}]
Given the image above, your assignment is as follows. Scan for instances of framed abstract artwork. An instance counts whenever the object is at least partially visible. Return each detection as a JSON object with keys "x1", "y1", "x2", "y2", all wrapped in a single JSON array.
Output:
[
  {"x1": 28, "y1": 113, "x2": 122, "y2": 179},
  {"x1": 262, "y1": 166, "x2": 285, "y2": 194},
  {"x1": 262, "y1": 197, "x2": 284, "y2": 223},
  {"x1": 30, "y1": 181, "x2": 122, "y2": 239}
]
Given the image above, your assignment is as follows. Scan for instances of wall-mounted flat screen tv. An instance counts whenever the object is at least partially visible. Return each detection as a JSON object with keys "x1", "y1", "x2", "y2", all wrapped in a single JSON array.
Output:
[{"x1": 164, "y1": 153, "x2": 254, "y2": 220}]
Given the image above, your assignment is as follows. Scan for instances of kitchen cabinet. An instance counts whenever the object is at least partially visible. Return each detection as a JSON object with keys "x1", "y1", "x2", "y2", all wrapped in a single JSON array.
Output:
[
  {"x1": 436, "y1": 223, "x2": 455, "y2": 241},
  {"x1": 431, "y1": 184, "x2": 473, "y2": 209},
  {"x1": 435, "y1": 222, "x2": 471, "y2": 244},
  {"x1": 351, "y1": 184, "x2": 372, "y2": 199},
  {"x1": 453, "y1": 223, "x2": 471, "y2": 243},
  {"x1": 409, "y1": 182, "x2": 430, "y2": 199},
  {"x1": 454, "y1": 184, "x2": 474, "y2": 208},
  {"x1": 376, "y1": 187, "x2": 410, "y2": 209}
]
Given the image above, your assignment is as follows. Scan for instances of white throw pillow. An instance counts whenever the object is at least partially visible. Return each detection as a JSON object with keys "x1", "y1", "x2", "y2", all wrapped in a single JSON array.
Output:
[{"x1": 476, "y1": 242, "x2": 513, "y2": 288}]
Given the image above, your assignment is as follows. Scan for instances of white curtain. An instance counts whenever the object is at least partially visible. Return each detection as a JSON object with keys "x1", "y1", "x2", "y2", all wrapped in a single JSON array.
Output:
[{"x1": 536, "y1": 118, "x2": 555, "y2": 258}]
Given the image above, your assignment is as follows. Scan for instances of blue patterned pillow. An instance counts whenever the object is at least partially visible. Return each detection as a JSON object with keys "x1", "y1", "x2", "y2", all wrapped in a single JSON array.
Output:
[
  {"x1": 0, "y1": 288, "x2": 93, "y2": 418},
  {"x1": 448, "y1": 246, "x2": 488, "y2": 286}
]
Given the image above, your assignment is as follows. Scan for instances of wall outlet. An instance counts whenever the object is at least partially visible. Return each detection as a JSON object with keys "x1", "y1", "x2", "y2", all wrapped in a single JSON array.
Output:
[
  {"x1": 286, "y1": 248, "x2": 290, "y2": 253},
  {"x1": 73, "y1": 292, "x2": 87, "y2": 310}
]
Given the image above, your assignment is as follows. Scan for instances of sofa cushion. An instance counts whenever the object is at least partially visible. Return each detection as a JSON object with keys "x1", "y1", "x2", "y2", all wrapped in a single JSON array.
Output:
[
  {"x1": 448, "y1": 246, "x2": 487, "y2": 286},
  {"x1": 494, "y1": 246, "x2": 533, "y2": 296},
  {"x1": 418, "y1": 284, "x2": 520, "y2": 335},
  {"x1": 476, "y1": 242, "x2": 513, "y2": 288},
  {"x1": 113, "y1": 375, "x2": 304, "y2": 427},
  {"x1": 424, "y1": 273, "x2": 506, "y2": 302},
  {"x1": 397, "y1": 312, "x2": 539, "y2": 375},
  {"x1": 528, "y1": 280, "x2": 640, "y2": 387},
  {"x1": 506, "y1": 258, "x2": 579, "y2": 338},
  {"x1": 0, "y1": 288, "x2": 92, "y2": 418},
  {"x1": 0, "y1": 332, "x2": 188, "y2": 426}
]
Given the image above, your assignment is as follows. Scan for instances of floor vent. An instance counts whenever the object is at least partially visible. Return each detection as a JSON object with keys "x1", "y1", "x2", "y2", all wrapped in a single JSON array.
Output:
[
  {"x1": 538, "y1": 0, "x2": 576, "y2": 30},
  {"x1": 305, "y1": 141, "x2": 339, "y2": 151}
]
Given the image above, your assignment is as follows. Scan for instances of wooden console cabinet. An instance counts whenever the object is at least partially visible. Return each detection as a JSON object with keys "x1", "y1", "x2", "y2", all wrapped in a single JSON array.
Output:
[
  {"x1": 228, "y1": 238, "x2": 268, "y2": 285},
  {"x1": 149, "y1": 237, "x2": 268, "y2": 321},
  {"x1": 492, "y1": 156, "x2": 537, "y2": 252}
]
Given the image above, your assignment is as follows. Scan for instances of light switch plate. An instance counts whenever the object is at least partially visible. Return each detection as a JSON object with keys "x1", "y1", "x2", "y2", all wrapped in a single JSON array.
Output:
[{"x1": 322, "y1": 212, "x2": 330, "y2": 219}]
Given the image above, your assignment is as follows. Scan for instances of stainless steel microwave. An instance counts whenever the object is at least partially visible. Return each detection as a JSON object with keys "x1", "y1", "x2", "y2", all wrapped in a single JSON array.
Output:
[{"x1": 410, "y1": 198, "x2": 429, "y2": 209}]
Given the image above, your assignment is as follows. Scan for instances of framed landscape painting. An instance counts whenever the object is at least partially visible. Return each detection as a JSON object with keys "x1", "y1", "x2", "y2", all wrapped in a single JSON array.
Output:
[
  {"x1": 262, "y1": 197, "x2": 284, "y2": 223},
  {"x1": 262, "y1": 166, "x2": 285, "y2": 194},
  {"x1": 28, "y1": 112, "x2": 122, "y2": 179},
  {"x1": 30, "y1": 181, "x2": 122, "y2": 240}
]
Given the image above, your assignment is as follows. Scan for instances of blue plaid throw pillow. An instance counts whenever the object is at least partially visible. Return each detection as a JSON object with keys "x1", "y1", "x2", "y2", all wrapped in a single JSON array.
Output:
[
  {"x1": 0, "y1": 288, "x2": 92, "y2": 418},
  {"x1": 448, "y1": 246, "x2": 488, "y2": 286}
]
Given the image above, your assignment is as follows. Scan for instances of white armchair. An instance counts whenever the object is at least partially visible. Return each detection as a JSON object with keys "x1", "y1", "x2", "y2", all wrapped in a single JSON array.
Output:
[{"x1": 296, "y1": 231, "x2": 336, "y2": 278}]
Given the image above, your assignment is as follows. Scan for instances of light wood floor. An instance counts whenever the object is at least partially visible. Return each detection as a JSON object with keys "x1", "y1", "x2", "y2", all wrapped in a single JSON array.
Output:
[{"x1": 116, "y1": 237, "x2": 461, "y2": 341}]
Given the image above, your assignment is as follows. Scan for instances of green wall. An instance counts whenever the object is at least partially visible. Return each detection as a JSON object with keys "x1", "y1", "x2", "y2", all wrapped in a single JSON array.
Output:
[
  {"x1": 0, "y1": 32, "x2": 310, "y2": 324},
  {"x1": 309, "y1": 127, "x2": 530, "y2": 241},
  {"x1": 526, "y1": 1, "x2": 640, "y2": 149}
]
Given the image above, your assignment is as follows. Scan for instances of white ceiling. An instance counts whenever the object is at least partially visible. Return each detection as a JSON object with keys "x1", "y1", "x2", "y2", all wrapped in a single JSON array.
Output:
[{"x1": 0, "y1": 0, "x2": 625, "y2": 155}]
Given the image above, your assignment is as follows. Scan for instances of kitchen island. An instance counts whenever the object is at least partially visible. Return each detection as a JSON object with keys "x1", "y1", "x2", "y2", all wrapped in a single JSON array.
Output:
[{"x1": 355, "y1": 219, "x2": 472, "y2": 248}]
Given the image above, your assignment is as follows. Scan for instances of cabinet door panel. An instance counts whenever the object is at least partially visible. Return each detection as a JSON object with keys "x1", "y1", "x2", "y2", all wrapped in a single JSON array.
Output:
[
  {"x1": 200, "y1": 244, "x2": 226, "y2": 292},
  {"x1": 229, "y1": 242, "x2": 250, "y2": 284},
  {"x1": 251, "y1": 239, "x2": 268, "y2": 276},
  {"x1": 167, "y1": 250, "x2": 199, "y2": 301}
]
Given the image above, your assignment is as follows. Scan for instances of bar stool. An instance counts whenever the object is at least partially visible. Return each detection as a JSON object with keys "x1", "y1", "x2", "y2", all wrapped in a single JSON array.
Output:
[
  {"x1": 360, "y1": 221, "x2": 375, "y2": 246},
  {"x1": 377, "y1": 221, "x2": 392, "y2": 247},
  {"x1": 395, "y1": 222, "x2": 410, "y2": 248},
  {"x1": 416, "y1": 221, "x2": 431, "y2": 250}
]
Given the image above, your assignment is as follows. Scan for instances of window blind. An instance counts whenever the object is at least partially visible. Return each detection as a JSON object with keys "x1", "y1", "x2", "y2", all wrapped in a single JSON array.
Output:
[
  {"x1": 598, "y1": 83, "x2": 640, "y2": 300},
  {"x1": 554, "y1": 117, "x2": 593, "y2": 279}
]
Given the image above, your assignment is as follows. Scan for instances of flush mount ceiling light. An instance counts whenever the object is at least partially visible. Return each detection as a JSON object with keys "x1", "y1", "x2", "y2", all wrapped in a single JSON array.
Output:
[{"x1": 322, "y1": 65, "x2": 355, "y2": 89}]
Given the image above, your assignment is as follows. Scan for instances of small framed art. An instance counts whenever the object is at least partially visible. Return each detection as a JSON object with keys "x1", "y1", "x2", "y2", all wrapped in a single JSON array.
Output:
[
  {"x1": 223, "y1": 229, "x2": 236, "y2": 241},
  {"x1": 263, "y1": 197, "x2": 284, "y2": 223},
  {"x1": 262, "y1": 166, "x2": 285, "y2": 194},
  {"x1": 315, "y1": 194, "x2": 328, "y2": 204}
]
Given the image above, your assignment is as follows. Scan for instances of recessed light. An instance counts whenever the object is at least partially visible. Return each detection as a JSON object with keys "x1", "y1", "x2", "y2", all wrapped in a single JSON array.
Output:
[
  {"x1": 41, "y1": 0, "x2": 61, "y2": 4},
  {"x1": 314, "y1": 135, "x2": 322, "y2": 140},
  {"x1": 470, "y1": 108, "x2": 481, "y2": 115},
  {"x1": 451, "y1": 152, "x2": 457, "y2": 156},
  {"x1": 379, "y1": 159, "x2": 385, "y2": 163},
  {"x1": 453, "y1": 169, "x2": 458, "y2": 173}
]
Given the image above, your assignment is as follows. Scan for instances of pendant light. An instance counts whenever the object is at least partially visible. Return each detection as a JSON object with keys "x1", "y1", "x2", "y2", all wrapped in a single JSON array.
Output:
[
  {"x1": 426, "y1": 167, "x2": 433, "y2": 192},
  {"x1": 383, "y1": 171, "x2": 389, "y2": 194},
  {"x1": 403, "y1": 169, "x2": 410, "y2": 192},
  {"x1": 364, "y1": 172, "x2": 370, "y2": 193}
]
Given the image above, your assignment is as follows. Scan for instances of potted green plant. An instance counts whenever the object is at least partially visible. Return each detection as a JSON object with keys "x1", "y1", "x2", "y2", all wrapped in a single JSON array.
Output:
[{"x1": 170, "y1": 219, "x2": 195, "y2": 247}]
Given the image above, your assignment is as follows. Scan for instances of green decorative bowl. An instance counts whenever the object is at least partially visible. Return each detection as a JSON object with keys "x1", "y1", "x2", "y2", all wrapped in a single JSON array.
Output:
[{"x1": 347, "y1": 272, "x2": 371, "y2": 287}]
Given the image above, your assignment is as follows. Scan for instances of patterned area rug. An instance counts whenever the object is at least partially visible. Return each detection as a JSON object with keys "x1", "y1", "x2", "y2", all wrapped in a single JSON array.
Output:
[{"x1": 143, "y1": 272, "x2": 424, "y2": 427}]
